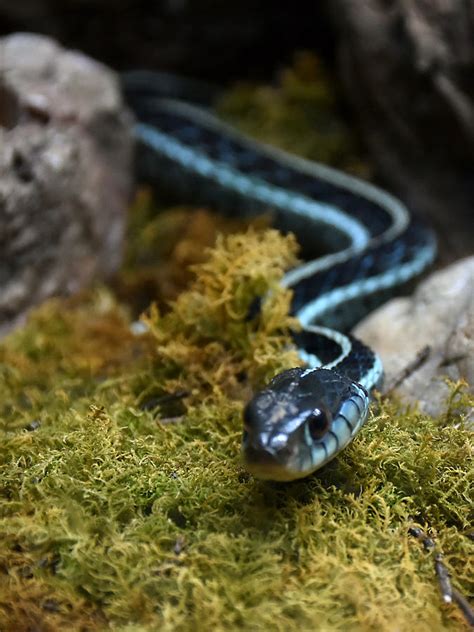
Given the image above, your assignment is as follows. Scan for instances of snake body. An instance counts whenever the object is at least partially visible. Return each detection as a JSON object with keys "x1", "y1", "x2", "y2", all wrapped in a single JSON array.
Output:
[{"x1": 123, "y1": 72, "x2": 436, "y2": 481}]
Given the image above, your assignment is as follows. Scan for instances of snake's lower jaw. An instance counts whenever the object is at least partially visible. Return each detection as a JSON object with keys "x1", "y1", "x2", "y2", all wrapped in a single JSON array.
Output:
[
  {"x1": 242, "y1": 444, "x2": 315, "y2": 482},
  {"x1": 243, "y1": 460, "x2": 309, "y2": 482}
]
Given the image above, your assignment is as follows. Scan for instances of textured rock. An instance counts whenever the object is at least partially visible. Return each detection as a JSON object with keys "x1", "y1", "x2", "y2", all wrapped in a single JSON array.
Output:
[
  {"x1": 329, "y1": 0, "x2": 474, "y2": 263},
  {"x1": 0, "y1": 33, "x2": 133, "y2": 335},
  {"x1": 354, "y1": 257, "x2": 474, "y2": 417}
]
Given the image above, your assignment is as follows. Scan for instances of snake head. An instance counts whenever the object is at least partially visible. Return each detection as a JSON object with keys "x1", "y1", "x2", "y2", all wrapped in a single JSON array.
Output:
[{"x1": 241, "y1": 367, "x2": 369, "y2": 481}]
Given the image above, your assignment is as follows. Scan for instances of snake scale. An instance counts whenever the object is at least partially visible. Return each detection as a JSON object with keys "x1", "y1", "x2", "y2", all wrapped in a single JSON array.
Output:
[{"x1": 122, "y1": 71, "x2": 436, "y2": 482}]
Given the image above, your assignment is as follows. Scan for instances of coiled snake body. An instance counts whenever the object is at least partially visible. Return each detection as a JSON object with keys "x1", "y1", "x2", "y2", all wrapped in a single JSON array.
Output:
[{"x1": 123, "y1": 72, "x2": 436, "y2": 482}]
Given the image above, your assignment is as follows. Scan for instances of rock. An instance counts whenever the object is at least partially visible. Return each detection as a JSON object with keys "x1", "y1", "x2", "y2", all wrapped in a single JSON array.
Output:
[
  {"x1": 329, "y1": 0, "x2": 474, "y2": 264},
  {"x1": 0, "y1": 33, "x2": 133, "y2": 336},
  {"x1": 354, "y1": 257, "x2": 474, "y2": 417}
]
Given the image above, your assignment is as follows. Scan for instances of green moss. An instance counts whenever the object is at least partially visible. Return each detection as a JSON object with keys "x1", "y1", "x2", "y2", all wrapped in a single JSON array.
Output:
[
  {"x1": 0, "y1": 232, "x2": 472, "y2": 631},
  {"x1": 217, "y1": 51, "x2": 369, "y2": 176},
  {"x1": 118, "y1": 190, "x2": 271, "y2": 317},
  {"x1": 0, "y1": 56, "x2": 473, "y2": 631}
]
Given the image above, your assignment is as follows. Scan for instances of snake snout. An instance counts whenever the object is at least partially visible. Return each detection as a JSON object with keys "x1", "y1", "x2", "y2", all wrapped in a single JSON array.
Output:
[
  {"x1": 242, "y1": 433, "x2": 299, "y2": 481},
  {"x1": 245, "y1": 434, "x2": 290, "y2": 461}
]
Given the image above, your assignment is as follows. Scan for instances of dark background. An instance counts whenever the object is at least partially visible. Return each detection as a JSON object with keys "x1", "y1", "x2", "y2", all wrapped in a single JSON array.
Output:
[{"x1": 0, "y1": 1, "x2": 334, "y2": 82}]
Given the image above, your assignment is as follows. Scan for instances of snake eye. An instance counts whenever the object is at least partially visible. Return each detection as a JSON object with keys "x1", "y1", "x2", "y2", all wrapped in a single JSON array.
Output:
[{"x1": 306, "y1": 408, "x2": 330, "y2": 440}]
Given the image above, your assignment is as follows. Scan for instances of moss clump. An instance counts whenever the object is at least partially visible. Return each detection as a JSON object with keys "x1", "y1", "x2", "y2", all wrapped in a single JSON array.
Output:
[
  {"x1": 117, "y1": 190, "x2": 272, "y2": 317},
  {"x1": 0, "y1": 228, "x2": 473, "y2": 632},
  {"x1": 138, "y1": 228, "x2": 300, "y2": 403},
  {"x1": 217, "y1": 51, "x2": 369, "y2": 176}
]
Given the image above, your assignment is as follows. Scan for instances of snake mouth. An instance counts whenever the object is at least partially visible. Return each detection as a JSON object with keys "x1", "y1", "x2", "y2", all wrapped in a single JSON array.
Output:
[
  {"x1": 243, "y1": 461, "x2": 306, "y2": 482},
  {"x1": 242, "y1": 444, "x2": 308, "y2": 482}
]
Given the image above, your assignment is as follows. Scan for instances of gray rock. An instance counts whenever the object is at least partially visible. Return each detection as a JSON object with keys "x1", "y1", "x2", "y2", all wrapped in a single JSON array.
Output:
[
  {"x1": 329, "y1": 0, "x2": 474, "y2": 264},
  {"x1": 0, "y1": 33, "x2": 133, "y2": 335},
  {"x1": 354, "y1": 257, "x2": 474, "y2": 417}
]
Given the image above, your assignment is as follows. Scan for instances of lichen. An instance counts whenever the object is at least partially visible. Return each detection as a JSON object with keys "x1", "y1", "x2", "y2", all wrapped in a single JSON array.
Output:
[{"x1": 0, "y1": 55, "x2": 473, "y2": 632}]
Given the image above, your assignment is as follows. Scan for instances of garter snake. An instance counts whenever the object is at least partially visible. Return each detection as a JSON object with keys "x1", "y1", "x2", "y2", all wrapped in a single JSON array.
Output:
[{"x1": 122, "y1": 71, "x2": 436, "y2": 482}]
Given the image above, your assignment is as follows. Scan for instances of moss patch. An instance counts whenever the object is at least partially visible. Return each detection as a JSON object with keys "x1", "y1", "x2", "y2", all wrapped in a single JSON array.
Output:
[
  {"x1": 0, "y1": 55, "x2": 473, "y2": 631},
  {"x1": 1, "y1": 232, "x2": 472, "y2": 631},
  {"x1": 217, "y1": 51, "x2": 369, "y2": 176}
]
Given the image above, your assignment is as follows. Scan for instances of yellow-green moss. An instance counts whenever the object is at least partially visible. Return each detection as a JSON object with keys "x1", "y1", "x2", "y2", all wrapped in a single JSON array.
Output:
[
  {"x1": 0, "y1": 230, "x2": 472, "y2": 631},
  {"x1": 217, "y1": 51, "x2": 369, "y2": 176},
  {"x1": 0, "y1": 56, "x2": 473, "y2": 632}
]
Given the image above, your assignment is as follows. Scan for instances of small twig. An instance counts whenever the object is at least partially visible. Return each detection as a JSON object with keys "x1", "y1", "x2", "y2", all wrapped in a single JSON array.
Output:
[
  {"x1": 434, "y1": 553, "x2": 453, "y2": 604},
  {"x1": 452, "y1": 589, "x2": 474, "y2": 627},
  {"x1": 408, "y1": 526, "x2": 435, "y2": 552},
  {"x1": 408, "y1": 525, "x2": 474, "y2": 627},
  {"x1": 383, "y1": 346, "x2": 431, "y2": 396}
]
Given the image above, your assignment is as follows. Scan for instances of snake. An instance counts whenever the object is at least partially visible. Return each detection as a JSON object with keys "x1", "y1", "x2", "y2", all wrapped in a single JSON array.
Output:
[{"x1": 122, "y1": 71, "x2": 436, "y2": 482}]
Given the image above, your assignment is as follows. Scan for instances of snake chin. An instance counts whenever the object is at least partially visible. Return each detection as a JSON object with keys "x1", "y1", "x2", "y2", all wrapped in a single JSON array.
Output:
[{"x1": 242, "y1": 457, "x2": 313, "y2": 482}]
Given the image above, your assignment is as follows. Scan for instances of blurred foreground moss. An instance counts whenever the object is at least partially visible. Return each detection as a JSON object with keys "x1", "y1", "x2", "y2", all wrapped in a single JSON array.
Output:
[
  {"x1": 0, "y1": 54, "x2": 473, "y2": 631},
  {"x1": 0, "y1": 228, "x2": 472, "y2": 631}
]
